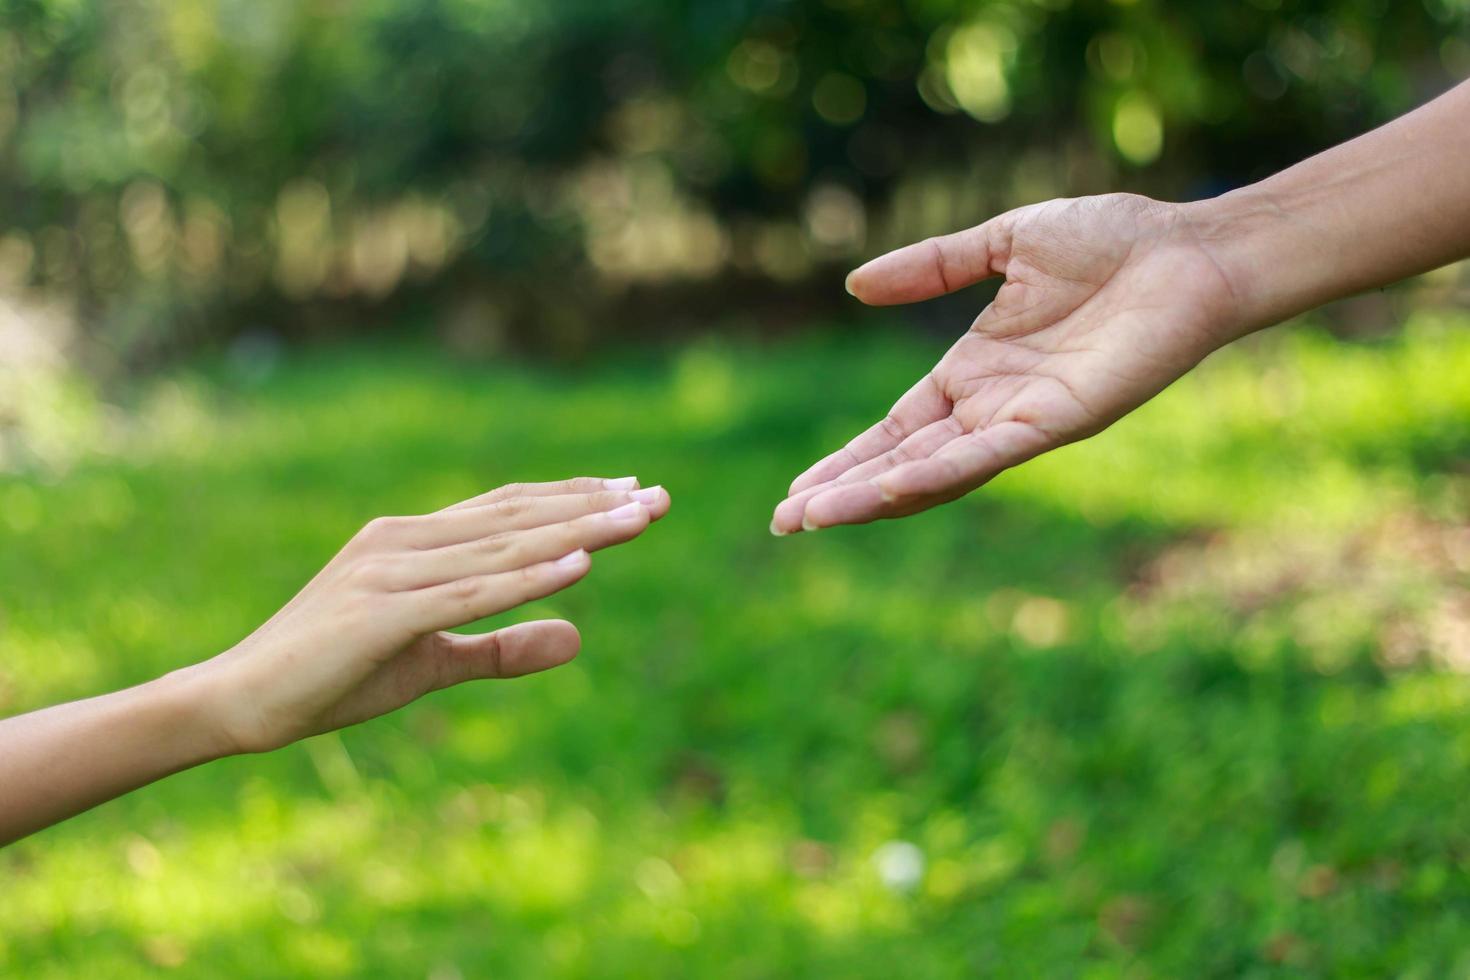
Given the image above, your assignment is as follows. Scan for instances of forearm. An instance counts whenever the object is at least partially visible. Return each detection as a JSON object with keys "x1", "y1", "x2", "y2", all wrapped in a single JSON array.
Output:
[
  {"x1": 0, "y1": 666, "x2": 229, "y2": 845},
  {"x1": 1187, "y1": 79, "x2": 1470, "y2": 337}
]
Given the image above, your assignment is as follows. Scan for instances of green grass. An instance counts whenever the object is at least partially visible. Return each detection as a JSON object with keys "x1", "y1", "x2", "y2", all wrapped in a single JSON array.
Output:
[{"x1": 3, "y1": 314, "x2": 1470, "y2": 977}]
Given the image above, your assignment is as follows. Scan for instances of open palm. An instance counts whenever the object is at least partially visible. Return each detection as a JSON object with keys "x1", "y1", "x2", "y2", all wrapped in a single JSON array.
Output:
[{"x1": 771, "y1": 193, "x2": 1243, "y2": 533}]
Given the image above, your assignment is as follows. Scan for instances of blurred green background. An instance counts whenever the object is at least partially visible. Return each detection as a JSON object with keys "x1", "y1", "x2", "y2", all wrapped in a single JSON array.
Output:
[{"x1": 3, "y1": 1, "x2": 1470, "y2": 977}]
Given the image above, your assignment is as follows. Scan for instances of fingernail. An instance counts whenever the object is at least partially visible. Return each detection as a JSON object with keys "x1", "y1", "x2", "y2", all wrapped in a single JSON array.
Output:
[
  {"x1": 844, "y1": 272, "x2": 857, "y2": 296},
  {"x1": 874, "y1": 480, "x2": 897, "y2": 503},
  {"x1": 606, "y1": 501, "x2": 644, "y2": 521},
  {"x1": 555, "y1": 549, "x2": 588, "y2": 568},
  {"x1": 801, "y1": 515, "x2": 821, "y2": 532},
  {"x1": 630, "y1": 485, "x2": 663, "y2": 505},
  {"x1": 604, "y1": 476, "x2": 639, "y2": 491},
  {"x1": 769, "y1": 518, "x2": 789, "y2": 537}
]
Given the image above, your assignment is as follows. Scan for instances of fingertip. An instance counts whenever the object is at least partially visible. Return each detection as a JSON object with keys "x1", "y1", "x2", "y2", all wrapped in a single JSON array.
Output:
[
  {"x1": 845, "y1": 257, "x2": 882, "y2": 304},
  {"x1": 803, "y1": 482, "x2": 888, "y2": 530},
  {"x1": 605, "y1": 501, "x2": 648, "y2": 523},
  {"x1": 554, "y1": 548, "x2": 591, "y2": 575},
  {"x1": 630, "y1": 484, "x2": 670, "y2": 520},
  {"x1": 771, "y1": 497, "x2": 807, "y2": 535},
  {"x1": 559, "y1": 617, "x2": 583, "y2": 651},
  {"x1": 496, "y1": 619, "x2": 581, "y2": 675},
  {"x1": 799, "y1": 490, "x2": 834, "y2": 530},
  {"x1": 536, "y1": 618, "x2": 582, "y2": 665}
]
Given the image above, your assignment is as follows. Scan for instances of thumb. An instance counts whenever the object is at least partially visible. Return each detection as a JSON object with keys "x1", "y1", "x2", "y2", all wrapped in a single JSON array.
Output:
[
  {"x1": 845, "y1": 213, "x2": 1013, "y2": 306},
  {"x1": 437, "y1": 619, "x2": 581, "y2": 683}
]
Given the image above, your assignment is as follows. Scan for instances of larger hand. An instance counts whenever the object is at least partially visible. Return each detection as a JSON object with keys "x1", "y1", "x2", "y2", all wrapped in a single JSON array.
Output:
[{"x1": 771, "y1": 193, "x2": 1243, "y2": 533}]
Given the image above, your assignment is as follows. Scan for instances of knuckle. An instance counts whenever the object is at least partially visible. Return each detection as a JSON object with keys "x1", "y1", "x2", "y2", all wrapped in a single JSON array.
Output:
[
  {"x1": 364, "y1": 515, "x2": 395, "y2": 536},
  {"x1": 926, "y1": 238, "x2": 952, "y2": 292},
  {"x1": 495, "y1": 496, "x2": 530, "y2": 519},
  {"x1": 556, "y1": 522, "x2": 590, "y2": 549},
  {"x1": 360, "y1": 515, "x2": 407, "y2": 542},
  {"x1": 444, "y1": 577, "x2": 482, "y2": 604},
  {"x1": 477, "y1": 532, "x2": 513, "y2": 556},
  {"x1": 423, "y1": 636, "x2": 461, "y2": 691},
  {"x1": 348, "y1": 556, "x2": 395, "y2": 589}
]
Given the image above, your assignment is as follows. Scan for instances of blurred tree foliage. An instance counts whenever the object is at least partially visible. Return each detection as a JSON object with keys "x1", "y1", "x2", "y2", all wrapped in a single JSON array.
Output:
[{"x1": 1, "y1": 0, "x2": 1467, "y2": 366}]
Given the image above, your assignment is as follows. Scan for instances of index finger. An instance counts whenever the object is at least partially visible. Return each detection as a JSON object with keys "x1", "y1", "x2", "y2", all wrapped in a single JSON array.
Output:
[
  {"x1": 412, "y1": 486, "x2": 671, "y2": 550},
  {"x1": 442, "y1": 477, "x2": 640, "y2": 512}
]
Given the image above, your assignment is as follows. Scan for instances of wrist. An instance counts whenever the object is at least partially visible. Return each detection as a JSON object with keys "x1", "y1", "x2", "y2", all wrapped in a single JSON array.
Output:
[
  {"x1": 150, "y1": 661, "x2": 243, "y2": 763},
  {"x1": 1177, "y1": 188, "x2": 1317, "y2": 342}
]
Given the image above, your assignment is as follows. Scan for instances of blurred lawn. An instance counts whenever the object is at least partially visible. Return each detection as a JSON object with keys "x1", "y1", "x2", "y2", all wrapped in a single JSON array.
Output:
[{"x1": 3, "y1": 317, "x2": 1470, "y2": 977}]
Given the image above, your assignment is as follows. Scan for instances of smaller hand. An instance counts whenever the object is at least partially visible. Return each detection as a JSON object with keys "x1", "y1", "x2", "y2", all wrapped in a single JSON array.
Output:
[
  {"x1": 201, "y1": 477, "x2": 670, "y2": 753},
  {"x1": 771, "y1": 194, "x2": 1243, "y2": 533}
]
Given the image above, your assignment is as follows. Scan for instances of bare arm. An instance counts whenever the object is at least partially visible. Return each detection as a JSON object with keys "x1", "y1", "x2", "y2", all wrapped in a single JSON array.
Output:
[
  {"x1": 772, "y1": 80, "x2": 1470, "y2": 534},
  {"x1": 0, "y1": 671, "x2": 227, "y2": 845},
  {"x1": 0, "y1": 477, "x2": 670, "y2": 845},
  {"x1": 1193, "y1": 79, "x2": 1470, "y2": 335}
]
